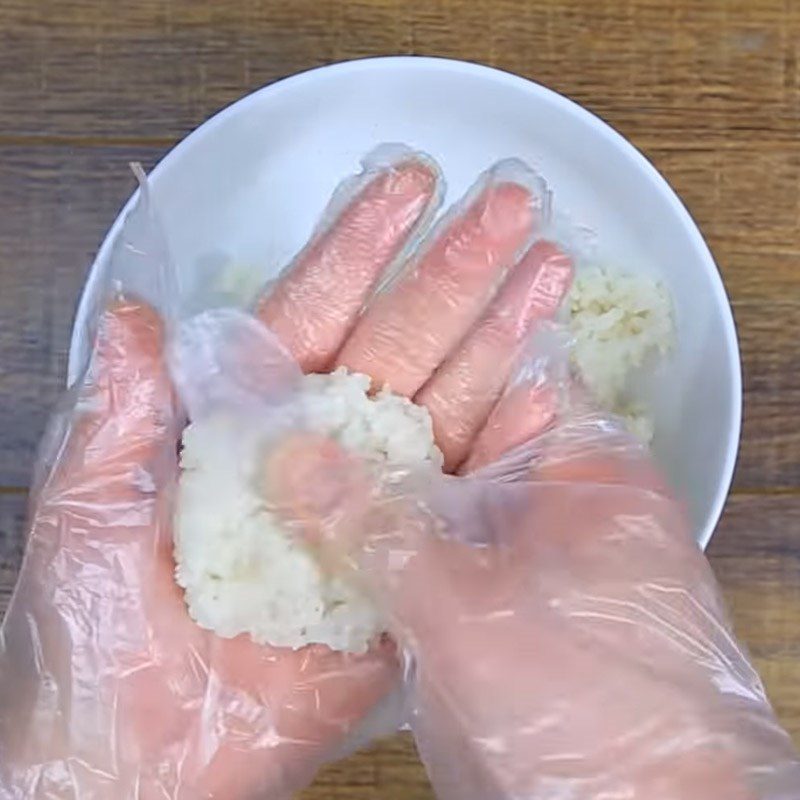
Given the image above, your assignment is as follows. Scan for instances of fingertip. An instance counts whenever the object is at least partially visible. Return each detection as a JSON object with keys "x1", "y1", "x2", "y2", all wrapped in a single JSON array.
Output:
[
  {"x1": 89, "y1": 298, "x2": 168, "y2": 407},
  {"x1": 256, "y1": 155, "x2": 441, "y2": 373},
  {"x1": 388, "y1": 158, "x2": 439, "y2": 199},
  {"x1": 479, "y1": 181, "x2": 535, "y2": 244},
  {"x1": 515, "y1": 240, "x2": 574, "y2": 283},
  {"x1": 263, "y1": 434, "x2": 368, "y2": 548},
  {"x1": 512, "y1": 240, "x2": 574, "y2": 326},
  {"x1": 57, "y1": 297, "x2": 173, "y2": 488},
  {"x1": 95, "y1": 298, "x2": 164, "y2": 369}
]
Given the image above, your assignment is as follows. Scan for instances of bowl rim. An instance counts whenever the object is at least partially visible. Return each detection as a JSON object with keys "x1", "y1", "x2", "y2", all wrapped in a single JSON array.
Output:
[{"x1": 68, "y1": 55, "x2": 742, "y2": 549}]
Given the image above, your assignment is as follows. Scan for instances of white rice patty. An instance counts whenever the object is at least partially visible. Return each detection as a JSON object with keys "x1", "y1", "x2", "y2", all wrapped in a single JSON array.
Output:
[{"x1": 175, "y1": 368, "x2": 442, "y2": 654}]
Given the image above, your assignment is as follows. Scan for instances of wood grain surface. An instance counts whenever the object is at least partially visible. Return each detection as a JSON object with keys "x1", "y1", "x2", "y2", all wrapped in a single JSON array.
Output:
[{"x1": 1, "y1": 1, "x2": 799, "y2": 796}]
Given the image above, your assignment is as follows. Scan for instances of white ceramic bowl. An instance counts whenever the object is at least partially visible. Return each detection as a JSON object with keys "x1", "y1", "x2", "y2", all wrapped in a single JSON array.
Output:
[{"x1": 69, "y1": 56, "x2": 741, "y2": 547}]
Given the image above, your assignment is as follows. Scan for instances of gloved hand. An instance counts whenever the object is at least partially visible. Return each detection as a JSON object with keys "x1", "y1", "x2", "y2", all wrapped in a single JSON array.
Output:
[
  {"x1": 268, "y1": 370, "x2": 800, "y2": 800},
  {"x1": 0, "y1": 148, "x2": 573, "y2": 798}
]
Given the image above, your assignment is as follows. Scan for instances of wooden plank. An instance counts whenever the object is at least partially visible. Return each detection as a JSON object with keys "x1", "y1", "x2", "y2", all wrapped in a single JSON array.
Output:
[
  {"x1": 0, "y1": 0, "x2": 799, "y2": 147},
  {"x1": 300, "y1": 733, "x2": 433, "y2": 800},
  {"x1": 0, "y1": 491, "x2": 25, "y2": 613},
  {"x1": 734, "y1": 301, "x2": 800, "y2": 490},
  {"x1": 709, "y1": 493, "x2": 800, "y2": 743},
  {"x1": 647, "y1": 147, "x2": 800, "y2": 301},
  {"x1": 0, "y1": 143, "x2": 799, "y2": 488},
  {"x1": 640, "y1": 146, "x2": 800, "y2": 488},
  {"x1": 0, "y1": 145, "x2": 166, "y2": 487}
]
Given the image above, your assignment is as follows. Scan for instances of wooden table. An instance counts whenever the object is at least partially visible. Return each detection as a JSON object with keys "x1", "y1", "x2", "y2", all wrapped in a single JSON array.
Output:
[{"x1": 1, "y1": 1, "x2": 798, "y2": 796}]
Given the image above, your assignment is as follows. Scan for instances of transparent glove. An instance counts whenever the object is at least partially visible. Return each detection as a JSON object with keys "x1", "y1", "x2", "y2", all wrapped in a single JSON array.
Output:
[
  {"x1": 0, "y1": 147, "x2": 574, "y2": 798},
  {"x1": 267, "y1": 361, "x2": 800, "y2": 800}
]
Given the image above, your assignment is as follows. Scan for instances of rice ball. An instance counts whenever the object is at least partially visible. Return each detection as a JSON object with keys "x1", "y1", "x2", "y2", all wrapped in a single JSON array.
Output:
[{"x1": 174, "y1": 368, "x2": 442, "y2": 653}]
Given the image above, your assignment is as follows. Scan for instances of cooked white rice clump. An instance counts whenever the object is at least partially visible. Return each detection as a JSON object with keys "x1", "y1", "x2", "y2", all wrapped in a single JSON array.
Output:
[
  {"x1": 175, "y1": 368, "x2": 442, "y2": 654},
  {"x1": 569, "y1": 267, "x2": 674, "y2": 442}
]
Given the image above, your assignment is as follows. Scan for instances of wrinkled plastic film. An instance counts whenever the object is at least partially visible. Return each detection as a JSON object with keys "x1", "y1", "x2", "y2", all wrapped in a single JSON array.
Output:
[
  {"x1": 0, "y1": 178, "x2": 183, "y2": 797},
  {"x1": 170, "y1": 308, "x2": 302, "y2": 421},
  {"x1": 335, "y1": 160, "x2": 552, "y2": 399},
  {"x1": 4, "y1": 150, "x2": 561, "y2": 797},
  {"x1": 308, "y1": 143, "x2": 445, "y2": 282},
  {"x1": 70, "y1": 164, "x2": 178, "y2": 387},
  {"x1": 173, "y1": 309, "x2": 410, "y2": 786},
  {"x1": 405, "y1": 471, "x2": 800, "y2": 799},
  {"x1": 374, "y1": 157, "x2": 551, "y2": 298},
  {"x1": 330, "y1": 478, "x2": 800, "y2": 799},
  {"x1": 254, "y1": 145, "x2": 444, "y2": 373},
  {"x1": 0, "y1": 184, "x2": 399, "y2": 800},
  {"x1": 271, "y1": 338, "x2": 800, "y2": 800},
  {"x1": 416, "y1": 254, "x2": 574, "y2": 474}
]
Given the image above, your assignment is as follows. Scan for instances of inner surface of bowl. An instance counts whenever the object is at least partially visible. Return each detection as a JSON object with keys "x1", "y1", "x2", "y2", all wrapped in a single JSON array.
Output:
[{"x1": 69, "y1": 57, "x2": 741, "y2": 546}]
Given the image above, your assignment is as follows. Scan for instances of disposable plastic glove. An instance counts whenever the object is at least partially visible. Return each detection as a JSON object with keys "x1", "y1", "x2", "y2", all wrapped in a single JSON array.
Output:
[
  {"x1": 0, "y1": 148, "x2": 574, "y2": 798},
  {"x1": 268, "y1": 369, "x2": 800, "y2": 800}
]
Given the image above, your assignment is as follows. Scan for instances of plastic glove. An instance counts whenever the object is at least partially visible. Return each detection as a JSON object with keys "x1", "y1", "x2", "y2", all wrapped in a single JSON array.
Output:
[
  {"x1": 0, "y1": 147, "x2": 574, "y2": 798},
  {"x1": 267, "y1": 366, "x2": 800, "y2": 800}
]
